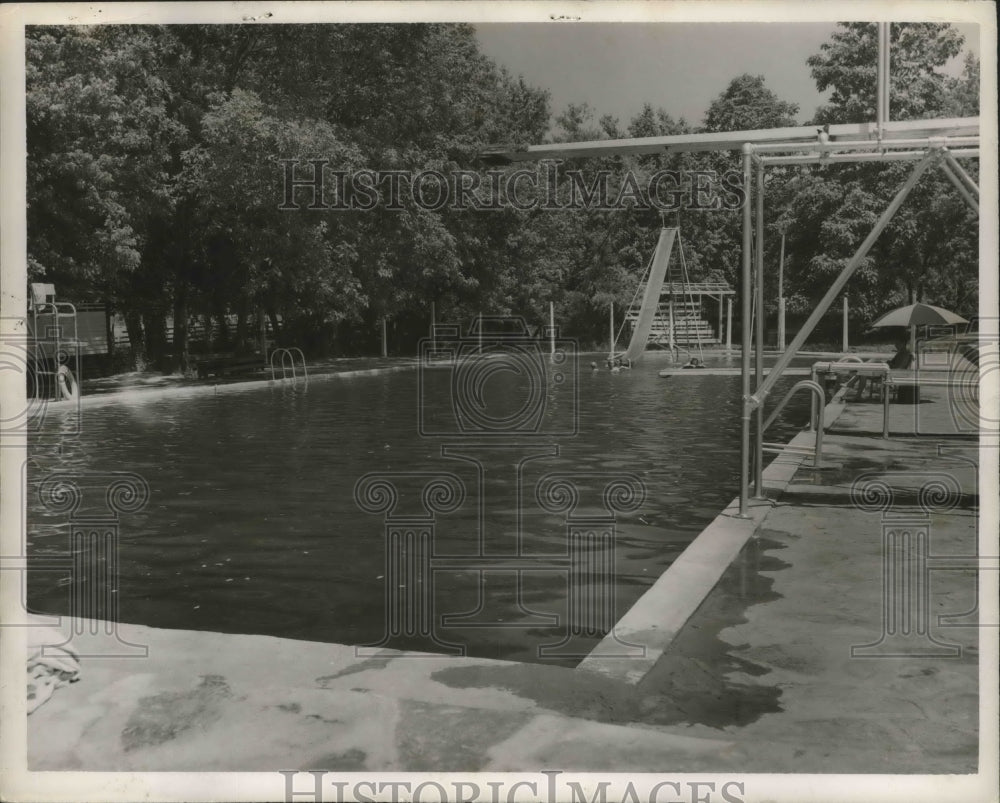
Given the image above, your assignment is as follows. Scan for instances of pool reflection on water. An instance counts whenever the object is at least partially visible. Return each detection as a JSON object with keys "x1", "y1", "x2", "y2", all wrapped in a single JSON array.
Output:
[{"x1": 27, "y1": 352, "x2": 811, "y2": 666}]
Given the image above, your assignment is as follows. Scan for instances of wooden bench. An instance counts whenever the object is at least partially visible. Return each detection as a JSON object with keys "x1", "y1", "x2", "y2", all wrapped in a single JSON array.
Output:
[{"x1": 195, "y1": 354, "x2": 265, "y2": 379}]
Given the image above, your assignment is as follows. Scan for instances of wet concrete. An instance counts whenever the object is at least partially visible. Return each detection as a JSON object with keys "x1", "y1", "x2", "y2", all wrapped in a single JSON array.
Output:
[
  {"x1": 432, "y1": 537, "x2": 791, "y2": 734},
  {"x1": 636, "y1": 536, "x2": 787, "y2": 727},
  {"x1": 121, "y1": 674, "x2": 233, "y2": 752}
]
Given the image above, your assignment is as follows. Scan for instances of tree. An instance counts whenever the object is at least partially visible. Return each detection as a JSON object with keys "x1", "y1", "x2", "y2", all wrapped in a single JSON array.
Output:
[
  {"x1": 808, "y1": 23, "x2": 964, "y2": 124},
  {"x1": 27, "y1": 23, "x2": 554, "y2": 364},
  {"x1": 702, "y1": 74, "x2": 799, "y2": 133},
  {"x1": 779, "y1": 23, "x2": 978, "y2": 330},
  {"x1": 26, "y1": 26, "x2": 188, "y2": 363}
]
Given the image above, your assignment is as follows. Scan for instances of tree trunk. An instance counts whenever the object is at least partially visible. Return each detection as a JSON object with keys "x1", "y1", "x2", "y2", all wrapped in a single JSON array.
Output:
[
  {"x1": 235, "y1": 293, "x2": 250, "y2": 353},
  {"x1": 213, "y1": 294, "x2": 230, "y2": 350},
  {"x1": 142, "y1": 311, "x2": 168, "y2": 369},
  {"x1": 173, "y1": 286, "x2": 190, "y2": 373},
  {"x1": 266, "y1": 307, "x2": 281, "y2": 342},
  {"x1": 124, "y1": 311, "x2": 146, "y2": 369},
  {"x1": 103, "y1": 295, "x2": 116, "y2": 371}
]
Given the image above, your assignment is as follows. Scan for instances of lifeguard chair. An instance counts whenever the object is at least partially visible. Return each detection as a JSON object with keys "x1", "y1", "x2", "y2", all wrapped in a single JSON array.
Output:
[{"x1": 27, "y1": 283, "x2": 80, "y2": 400}]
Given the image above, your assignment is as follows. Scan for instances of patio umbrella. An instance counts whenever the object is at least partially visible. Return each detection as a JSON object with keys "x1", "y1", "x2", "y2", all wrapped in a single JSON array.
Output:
[
  {"x1": 870, "y1": 303, "x2": 968, "y2": 363},
  {"x1": 870, "y1": 302, "x2": 968, "y2": 329}
]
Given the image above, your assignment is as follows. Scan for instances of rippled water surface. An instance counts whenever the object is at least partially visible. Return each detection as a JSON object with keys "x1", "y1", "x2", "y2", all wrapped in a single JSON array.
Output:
[{"x1": 27, "y1": 352, "x2": 811, "y2": 664}]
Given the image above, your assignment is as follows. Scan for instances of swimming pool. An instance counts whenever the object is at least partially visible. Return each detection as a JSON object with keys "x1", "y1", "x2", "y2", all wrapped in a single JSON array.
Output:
[{"x1": 26, "y1": 351, "x2": 811, "y2": 665}]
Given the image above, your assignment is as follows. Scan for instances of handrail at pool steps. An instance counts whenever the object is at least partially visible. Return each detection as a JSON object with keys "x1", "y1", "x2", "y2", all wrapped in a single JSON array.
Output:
[
  {"x1": 29, "y1": 297, "x2": 81, "y2": 401},
  {"x1": 759, "y1": 378, "x2": 826, "y2": 469},
  {"x1": 269, "y1": 347, "x2": 308, "y2": 383}
]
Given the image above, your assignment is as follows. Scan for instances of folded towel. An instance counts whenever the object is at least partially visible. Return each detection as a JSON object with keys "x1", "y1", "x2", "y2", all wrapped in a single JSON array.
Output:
[{"x1": 27, "y1": 626, "x2": 80, "y2": 715}]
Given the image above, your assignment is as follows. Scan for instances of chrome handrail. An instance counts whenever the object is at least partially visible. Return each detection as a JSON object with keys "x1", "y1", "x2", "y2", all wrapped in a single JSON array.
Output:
[
  {"x1": 30, "y1": 300, "x2": 79, "y2": 400},
  {"x1": 286, "y1": 347, "x2": 308, "y2": 381},
  {"x1": 760, "y1": 379, "x2": 826, "y2": 469},
  {"x1": 269, "y1": 347, "x2": 308, "y2": 383}
]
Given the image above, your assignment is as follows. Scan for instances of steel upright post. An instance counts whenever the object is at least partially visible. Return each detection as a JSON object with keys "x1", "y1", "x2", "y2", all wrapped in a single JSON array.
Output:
[
  {"x1": 739, "y1": 145, "x2": 754, "y2": 516},
  {"x1": 754, "y1": 160, "x2": 765, "y2": 498}
]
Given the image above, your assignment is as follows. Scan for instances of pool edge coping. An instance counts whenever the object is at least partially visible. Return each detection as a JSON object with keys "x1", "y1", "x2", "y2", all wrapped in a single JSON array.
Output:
[
  {"x1": 71, "y1": 362, "x2": 420, "y2": 408},
  {"x1": 575, "y1": 389, "x2": 850, "y2": 684}
]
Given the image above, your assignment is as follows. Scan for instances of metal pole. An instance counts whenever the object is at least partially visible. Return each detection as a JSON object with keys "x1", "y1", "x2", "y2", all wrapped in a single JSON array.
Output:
[
  {"x1": 843, "y1": 296, "x2": 849, "y2": 352},
  {"x1": 739, "y1": 144, "x2": 754, "y2": 516},
  {"x1": 809, "y1": 367, "x2": 817, "y2": 432},
  {"x1": 431, "y1": 301, "x2": 436, "y2": 351},
  {"x1": 877, "y1": 23, "x2": 890, "y2": 139},
  {"x1": 750, "y1": 149, "x2": 940, "y2": 407},
  {"x1": 549, "y1": 301, "x2": 555, "y2": 357},
  {"x1": 778, "y1": 232, "x2": 786, "y2": 350},
  {"x1": 940, "y1": 149, "x2": 981, "y2": 197},
  {"x1": 762, "y1": 148, "x2": 978, "y2": 167},
  {"x1": 726, "y1": 296, "x2": 732, "y2": 351},
  {"x1": 883, "y1": 378, "x2": 891, "y2": 438},
  {"x1": 717, "y1": 293, "x2": 723, "y2": 344},
  {"x1": 876, "y1": 23, "x2": 883, "y2": 135},
  {"x1": 753, "y1": 159, "x2": 765, "y2": 498},
  {"x1": 609, "y1": 303, "x2": 614, "y2": 358},
  {"x1": 668, "y1": 298, "x2": 675, "y2": 353},
  {"x1": 939, "y1": 161, "x2": 981, "y2": 214}
]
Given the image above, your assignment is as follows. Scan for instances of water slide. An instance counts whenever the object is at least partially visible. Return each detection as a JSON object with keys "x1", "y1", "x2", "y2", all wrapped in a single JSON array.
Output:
[{"x1": 623, "y1": 227, "x2": 677, "y2": 363}]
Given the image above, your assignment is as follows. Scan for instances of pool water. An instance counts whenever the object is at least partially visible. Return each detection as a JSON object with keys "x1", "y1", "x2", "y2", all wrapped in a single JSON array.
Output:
[{"x1": 27, "y1": 351, "x2": 811, "y2": 665}]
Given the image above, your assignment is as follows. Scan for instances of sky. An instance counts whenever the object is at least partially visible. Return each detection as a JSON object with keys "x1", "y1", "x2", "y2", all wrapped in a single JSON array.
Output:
[{"x1": 475, "y1": 22, "x2": 981, "y2": 132}]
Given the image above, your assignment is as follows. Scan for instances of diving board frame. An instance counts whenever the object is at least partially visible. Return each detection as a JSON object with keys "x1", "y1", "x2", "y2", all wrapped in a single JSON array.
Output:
[
  {"x1": 478, "y1": 117, "x2": 980, "y2": 165},
  {"x1": 480, "y1": 80, "x2": 982, "y2": 518},
  {"x1": 742, "y1": 143, "x2": 980, "y2": 513}
]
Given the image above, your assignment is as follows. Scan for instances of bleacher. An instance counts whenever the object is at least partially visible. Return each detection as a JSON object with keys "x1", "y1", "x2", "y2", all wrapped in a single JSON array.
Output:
[{"x1": 625, "y1": 300, "x2": 720, "y2": 346}]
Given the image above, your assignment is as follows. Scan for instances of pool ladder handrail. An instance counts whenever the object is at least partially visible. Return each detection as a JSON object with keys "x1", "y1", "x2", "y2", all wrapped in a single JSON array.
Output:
[
  {"x1": 30, "y1": 299, "x2": 79, "y2": 399},
  {"x1": 269, "y1": 347, "x2": 308, "y2": 383},
  {"x1": 759, "y1": 379, "x2": 826, "y2": 468}
]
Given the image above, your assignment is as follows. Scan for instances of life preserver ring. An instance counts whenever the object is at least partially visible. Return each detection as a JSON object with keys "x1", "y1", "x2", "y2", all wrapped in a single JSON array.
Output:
[{"x1": 56, "y1": 365, "x2": 79, "y2": 401}]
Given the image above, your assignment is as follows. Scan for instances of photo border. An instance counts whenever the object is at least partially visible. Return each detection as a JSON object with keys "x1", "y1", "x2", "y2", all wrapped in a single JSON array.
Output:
[{"x1": 1, "y1": 2, "x2": 996, "y2": 801}]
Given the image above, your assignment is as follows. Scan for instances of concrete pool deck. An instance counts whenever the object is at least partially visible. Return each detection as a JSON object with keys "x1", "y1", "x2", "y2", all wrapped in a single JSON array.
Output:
[{"x1": 21, "y1": 382, "x2": 991, "y2": 782}]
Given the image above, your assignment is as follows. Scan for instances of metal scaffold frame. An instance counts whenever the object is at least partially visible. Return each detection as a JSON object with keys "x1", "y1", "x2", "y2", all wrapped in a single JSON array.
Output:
[
  {"x1": 737, "y1": 139, "x2": 979, "y2": 514},
  {"x1": 480, "y1": 22, "x2": 983, "y2": 517}
]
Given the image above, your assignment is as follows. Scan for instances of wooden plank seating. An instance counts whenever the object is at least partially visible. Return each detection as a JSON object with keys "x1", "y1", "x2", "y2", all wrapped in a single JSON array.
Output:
[{"x1": 195, "y1": 353, "x2": 265, "y2": 379}]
